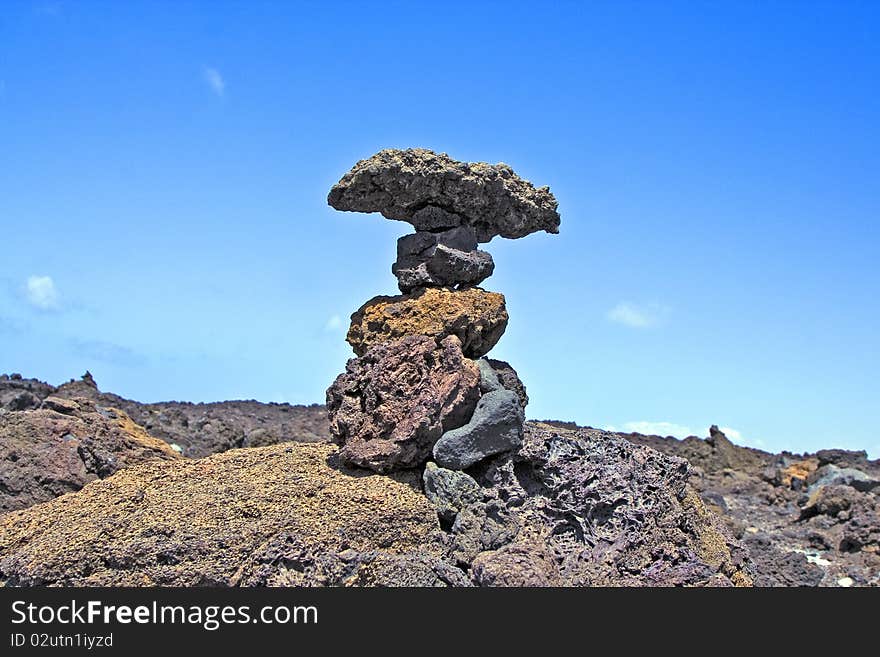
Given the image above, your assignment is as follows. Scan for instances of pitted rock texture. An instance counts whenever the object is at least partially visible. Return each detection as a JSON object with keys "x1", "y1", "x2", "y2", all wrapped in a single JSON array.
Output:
[
  {"x1": 0, "y1": 397, "x2": 180, "y2": 514},
  {"x1": 347, "y1": 287, "x2": 508, "y2": 359},
  {"x1": 326, "y1": 335, "x2": 480, "y2": 473},
  {"x1": 0, "y1": 423, "x2": 750, "y2": 587},
  {"x1": 433, "y1": 389, "x2": 525, "y2": 470},
  {"x1": 440, "y1": 422, "x2": 753, "y2": 586},
  {"x1": 392, "y1": 226, "x2": 494, "y2": 293},
  {"x1": 327, "y1": 148, "x2": 560, "y2": 243},
  {"x1": 0, "y1": 443, "x2": 447, "y2": 586}
]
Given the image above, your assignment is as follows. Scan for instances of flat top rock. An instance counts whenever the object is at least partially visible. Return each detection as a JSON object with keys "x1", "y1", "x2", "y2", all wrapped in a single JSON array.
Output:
[{"x1": 328, "y1": 148, "x2": 560, "y2": 242}]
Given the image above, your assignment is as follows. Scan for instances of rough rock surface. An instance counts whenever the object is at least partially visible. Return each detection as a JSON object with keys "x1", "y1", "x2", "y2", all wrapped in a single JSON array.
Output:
[
  {"x1": 392, "y1": 226, "x2": 494, "y2": 293},
  {"x1": 0, "y1": 397, "x2": 179, "y2": 514},
  {"x1": 3, "y1": 372, "x2": 329, "y2": 458},
  {"x1": 327, "y1": 148, "x2": 560, "y2": 243},
  {"x1": 326, "y1": 335, "x2": 480, "y2": 473},
  {"x1": 0, "y1": 374, "x2": 54, "y2": 411},
  {"x1": 0, "y1": 443, "x2": 447, "y2": 586},
  {"x1": 0, "y1": 423, "x2": 749, "y2": 587},
  {"x1": 347, "y1": 287, "x2": 508, "y2": 359},
  {"x1": 433, "y1": 389, "x2": 525, "y2": 470},
  {"x1": 560, "y1": 422, "x2": 880, "y2": 587}
]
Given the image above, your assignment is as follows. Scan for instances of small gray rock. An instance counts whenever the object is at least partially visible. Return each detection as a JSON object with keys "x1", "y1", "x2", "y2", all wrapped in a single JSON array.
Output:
[
  {"x1": 433, "y1": 389, "x2": 525, "y2": 470},
  {"x1": 422, "y1": 462, "x2": 481, "y2": 523},
  {"x1": 807, "y1": 464, "x2": 880, "y2": 493},
  {"x1": 392, "y1": 226, "x2": 494, "y2": 293},
  {"x1": 477, "y1": 359, "x2": 502, "y2": 394},
  {"x1": 484, "y1": 358, "x2": 528, "y2": 410}
]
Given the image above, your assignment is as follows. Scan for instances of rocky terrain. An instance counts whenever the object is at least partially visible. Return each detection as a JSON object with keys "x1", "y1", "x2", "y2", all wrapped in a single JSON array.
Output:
[
  {"x1": 1, "y1": 149, "x2": 876, "y2": 586},
  {"x1": 1, "y1": 371, "x2": 329, "y2": 457}
]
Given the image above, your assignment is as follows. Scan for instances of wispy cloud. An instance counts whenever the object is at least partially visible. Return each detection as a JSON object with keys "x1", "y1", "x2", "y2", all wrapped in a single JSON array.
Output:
[
  {"x1": 606, "y1": 302, "x2": 669, "y2": 328},
  {"x1": 324, "y1": 315, "x2": 343, "y2": 332},
  {"x1": 203, "y1": 67, "x2": 225, "y2": 97},
  {"x1": 24, "y1": 275, "x2": 59, "y2": 310},
  {"x1": 720, "y1": 426, "x2": 766, "y2": 449},
  {"x1": 69, "y1": 338, "x2": 145, "y2": 367},
  {"x1": 620, "y1": 421, "x2": 695, "y2": 437}
]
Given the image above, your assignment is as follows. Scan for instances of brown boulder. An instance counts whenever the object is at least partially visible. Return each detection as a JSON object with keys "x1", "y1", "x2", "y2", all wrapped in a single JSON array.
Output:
[
  {"x1": 347, "y1": 287, "x2": 508, "y2": 359},
  {"x1": 0, "y1": 397, "x2": 180, "y2": 514},
  {"x1": 327, "y1": 335, "x2": 480, "y2": 473}
]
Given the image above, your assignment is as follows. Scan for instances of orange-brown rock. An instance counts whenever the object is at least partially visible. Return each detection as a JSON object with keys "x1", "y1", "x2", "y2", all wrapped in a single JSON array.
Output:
[
  {"x1": 0, "y1": 397, "x2": 180, "y2": 514},
  {"x1": 347, "y1": 287, "x2": 508, "y2": 359}
]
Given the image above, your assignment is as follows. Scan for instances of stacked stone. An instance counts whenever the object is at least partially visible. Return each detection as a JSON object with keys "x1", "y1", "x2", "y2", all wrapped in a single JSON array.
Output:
[{"x1": 326, "y1": 148, "x2": 559, "y2": 474}]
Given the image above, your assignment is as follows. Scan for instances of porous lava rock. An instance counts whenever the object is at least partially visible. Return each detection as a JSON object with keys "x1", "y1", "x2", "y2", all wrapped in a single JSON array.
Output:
[
  {"x1": 328, "y1": 148, "x2": 560, "y2": 243},
  {"x1": 347, "y1": 287, "x2": 508, "y2": 359},
  {"x1": 326, "y1": 335, "x2": 480, "y2": 473}
]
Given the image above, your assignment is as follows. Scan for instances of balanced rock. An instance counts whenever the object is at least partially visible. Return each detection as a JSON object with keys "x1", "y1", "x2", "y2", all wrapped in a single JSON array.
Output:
[
  {"x1": 392, "y1": 225, "x2": 494, "y2": 293},
  {"x1": 347, "y1": 287, "x2": 508, "y2": 359},
  {"x1": 327, "y1": 335, "x2": 480, "y2": 473},
  {"x1": 328, "y1": 148, "x2": 560, "y2": 243},
  {"x1": 433, "y1": 388, "x2": 525, "y2": 470}
]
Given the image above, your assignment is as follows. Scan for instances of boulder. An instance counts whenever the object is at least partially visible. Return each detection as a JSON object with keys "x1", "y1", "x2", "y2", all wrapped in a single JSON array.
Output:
[
  {"x1": 422, "y1": 462, "x2": 481, "y2": 523},
  {"x1": 0, "y1": 397, "x2": 180, "y2": 514},
  {"x1": 806, "y1": 464, "x2": 880, "y2": 493},
  {"x1": 326, "y1": 335, "x2": 480, "y2": 473},
  {"x1": 327, "y1": 148, "x2": 560, "y2": 243},
  {"x1": 433, "y1": 389, "x2": 525, "y2": 470},
  {"x1": 347, "y1": 287, "x2": 508, "y2": 359}
]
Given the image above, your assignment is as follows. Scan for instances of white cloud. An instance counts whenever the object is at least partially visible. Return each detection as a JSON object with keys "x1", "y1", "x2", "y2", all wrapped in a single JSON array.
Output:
[
  {"x1": 720, "y1": 426, "x2": 766, "y2": 449},
  {"x1": 203, "y1": 67, "x2": 225, "y2": 97},
  {"x1": 25, "y1": 275, "x2": 59, "y2": 310},
  {"x1": 622, "y1": 421, "x2": 695, "y2": 437},
  {"x1": 324, "y1": 315, "x2": 343, "y2": 332},
  {"x1": 606, "y1": 302, "x2": 669, "y2": 328}
]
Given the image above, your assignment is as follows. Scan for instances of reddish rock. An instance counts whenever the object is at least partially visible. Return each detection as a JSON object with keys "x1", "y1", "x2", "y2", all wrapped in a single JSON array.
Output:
[
  {"x1": 326, "y1": 335, "x2": 480, "y2": 473},
  {"x1": 0, "y1": 397, "x2": 180, "y2": 514}
]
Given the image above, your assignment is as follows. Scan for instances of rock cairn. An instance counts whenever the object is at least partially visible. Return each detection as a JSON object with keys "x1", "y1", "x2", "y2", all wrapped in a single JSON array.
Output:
[{"x1": 326, "y1": 148, "x2": 559, "y2": 474}]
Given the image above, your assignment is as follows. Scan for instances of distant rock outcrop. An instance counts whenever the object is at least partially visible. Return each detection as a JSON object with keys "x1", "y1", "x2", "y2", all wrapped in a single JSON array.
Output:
[
  {"x1": 2, "y1": 372, "x2": 330, "y2": 458},
  {"x1": 0, "y1": 396, "x2": 179, "y2": 514}
]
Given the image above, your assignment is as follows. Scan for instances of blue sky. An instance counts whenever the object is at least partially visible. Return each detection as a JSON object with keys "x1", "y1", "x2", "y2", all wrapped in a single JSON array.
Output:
[{"x1": 1, "y1": 1, "x2": 878, "y2": 457}]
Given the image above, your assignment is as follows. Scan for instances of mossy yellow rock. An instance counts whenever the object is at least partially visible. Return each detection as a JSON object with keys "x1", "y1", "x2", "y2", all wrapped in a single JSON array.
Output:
[{"x1": 347, "y1": 287, "x2": 508, "y2": 358}]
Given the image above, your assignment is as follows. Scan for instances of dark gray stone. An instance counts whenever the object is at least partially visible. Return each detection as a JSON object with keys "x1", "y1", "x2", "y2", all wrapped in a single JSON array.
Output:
[
  {"x1": 392, "y1": 226, "x2": 494, "y2": 293},
  {"x1": 433, "y1": 389, "x2": 525, "y2": 470},
  {"x1": 484, "y1": 358, "x2": 528, "y2": 410},
  {"x1": 422, "y1": 462, "x2": 481, "y2": 523},
  {"x1": 477, "y1": 359, "x2": 502, "y2": 394}
]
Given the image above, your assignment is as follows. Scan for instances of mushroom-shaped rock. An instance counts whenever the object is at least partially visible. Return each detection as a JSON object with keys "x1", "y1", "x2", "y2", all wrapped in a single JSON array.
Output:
[{"x1": 328, "y1": 148, "x2": 560, "y2": 243}]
